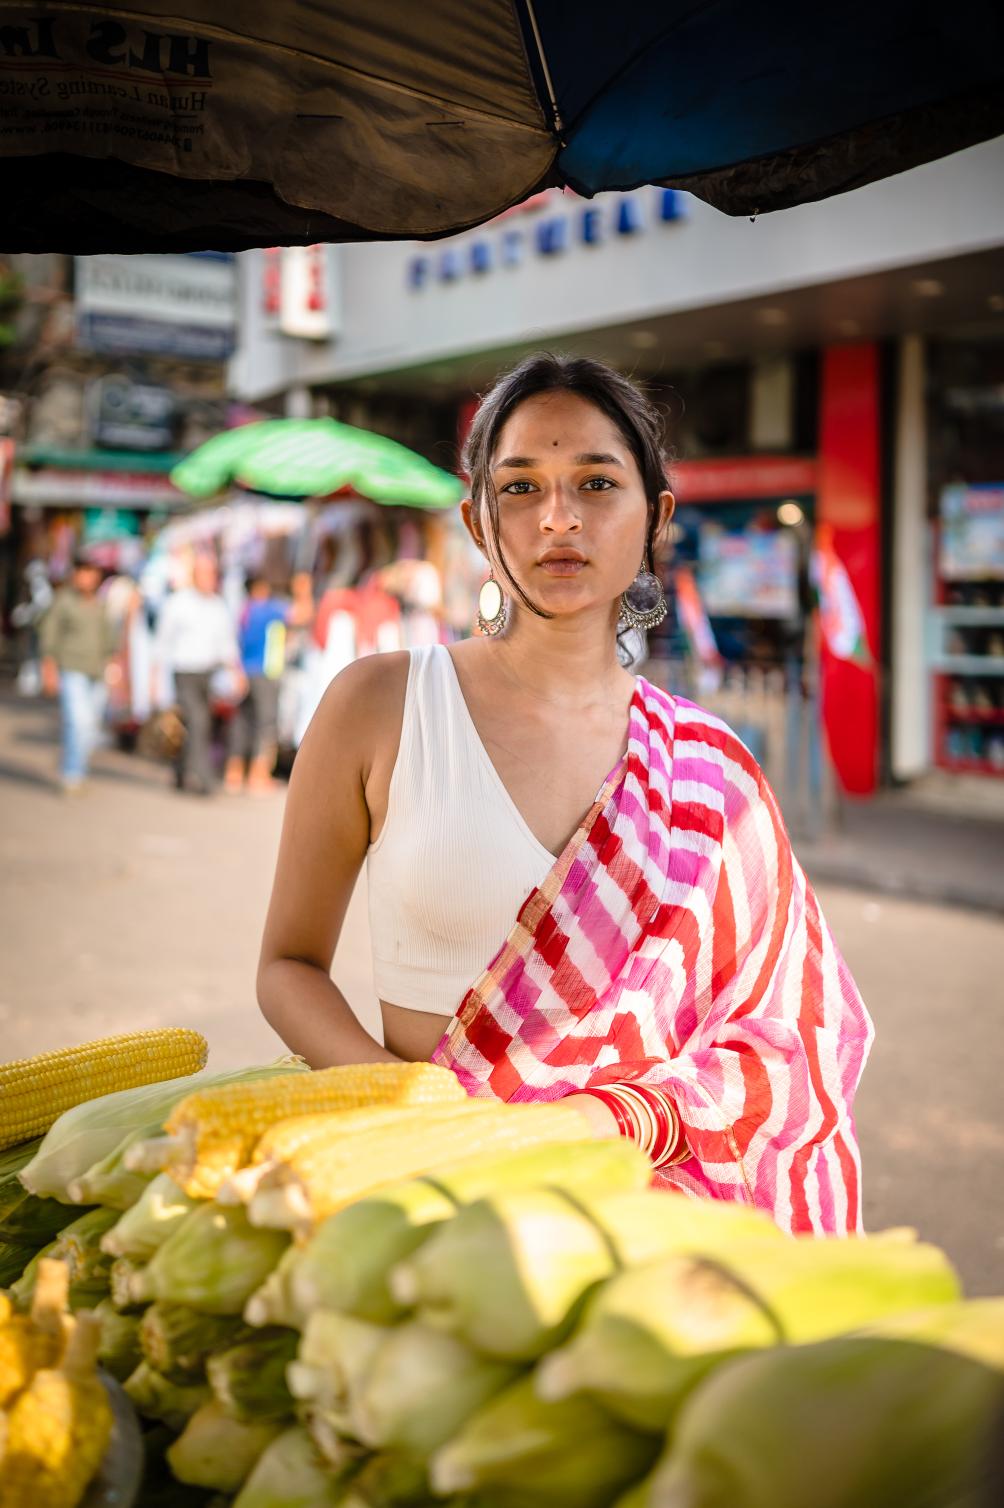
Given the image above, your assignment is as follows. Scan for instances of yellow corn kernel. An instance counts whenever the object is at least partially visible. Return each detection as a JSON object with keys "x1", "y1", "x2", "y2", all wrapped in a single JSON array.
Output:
[
  {"x1": 250, "y1": 1102, "x2": 592, "y2": 1232},
  {"x1": 160, "y1": 1061, "x2": 468, "y2": 1199},
  {"x1": 0, "y1": 1029, "x2": 208, "y2": 1150},
  {"x1": 2, "y1": 1311, "x2": 112, "y2": 1508},
  {"x1": 0, "y1": 1259, "x2": 70, "y2": 1408}
]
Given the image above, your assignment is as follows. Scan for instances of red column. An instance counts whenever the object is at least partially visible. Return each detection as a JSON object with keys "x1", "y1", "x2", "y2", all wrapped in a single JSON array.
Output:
[{"x1": 817, "y1": 345, "x2": 883, "y2": 797}]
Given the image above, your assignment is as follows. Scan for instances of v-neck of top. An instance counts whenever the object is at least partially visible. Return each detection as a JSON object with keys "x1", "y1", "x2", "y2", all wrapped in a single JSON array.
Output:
[{"x1": 438, "y1": 644, "x2": 634, "y2": 863}]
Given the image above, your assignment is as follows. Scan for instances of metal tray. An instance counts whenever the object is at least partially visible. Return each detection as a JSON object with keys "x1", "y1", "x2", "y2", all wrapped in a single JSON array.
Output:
[{"x1": 81, "y1": 1372, "x2": 144, "y2": 1508}]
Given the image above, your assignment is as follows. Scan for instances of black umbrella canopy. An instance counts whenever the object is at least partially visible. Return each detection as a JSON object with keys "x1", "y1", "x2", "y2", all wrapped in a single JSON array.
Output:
[{"x1": 1, "y1": 1, "x2": 1002, "y2": 252}]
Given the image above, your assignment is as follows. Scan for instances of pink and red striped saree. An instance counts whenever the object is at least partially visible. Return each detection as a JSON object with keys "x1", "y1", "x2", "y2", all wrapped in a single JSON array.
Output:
[{"x1": 433, "y1": 676, "x2": 873, "y2": 1235}]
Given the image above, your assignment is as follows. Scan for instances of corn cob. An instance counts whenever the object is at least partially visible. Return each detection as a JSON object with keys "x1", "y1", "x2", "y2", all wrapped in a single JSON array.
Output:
[
  {"x1": 109, "y1": 1257, "x2": 146, "y2": 1312},
  {"x1": 166, "y1": 1400, "x2": 286, "y2": 1493},
  {"x1": 219, "y1": 1105, "x2": 430, "y2": 1205},
  {"x1": 286, "y1": 1310, "x2": 387, "y2": 1424},
  {"x1": 537, "y1": 1231, "x2": 962, "y2": 1431},
  {"x1": 350, "y1": 1320, "x2": 519, "y2": 1455},
  {"x1": 123, "y1": 1359, "x2": 213, "y2": 1430},
  {"x1": 232, "y1": 1425, "x2": 351, "y2": 1508},
  {"x1": 0, "y1": 1028, "x2": 207, "y2": 1151},
  {"x1": 206, "y1": 1327, "x2": 298, "y2": 1420},
  {"x1": 0, "y1": 1258, "x2": 70, "y2": 1406},
  {"x1": 1, "y1": 1311, "x2": 112, "y2": 1508},
  {"x1": 131, "y1": 1062, "x2": 467, "y2": 1200},
  {"x1": 100, "y1": 1173, "x2": 198, "y2": 1261},
  {"x1": 429, "y1": 1375, "x2": 658, "y2": 1508},
  {"x1": 391, "y1": 1184, "x2": 783, "y2": 1362},
  {"x1": 646, "y1": 1323, "x2": 1004, "y2": 1508},
  {"x1": 140, "y1": 1301, "x2": 248, "y2": 1380},
  {"x1": 265, "y1": 1138, "x2": 651, "y2": 1328},
  {"x1": 92, "y1": 1297, "x2": 143, "y2": 1382},
  {"x1": 129, "y1": 1202, "x2": 290, "y2": 1314},
  {"x1": 249, "y1": 1101, "x2": 592, "y2": 1233}
]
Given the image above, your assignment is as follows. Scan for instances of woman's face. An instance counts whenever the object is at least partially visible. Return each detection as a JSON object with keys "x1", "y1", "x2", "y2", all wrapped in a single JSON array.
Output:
[{"x1": 467, "y1": 390, "x2": 673, "y2": 621}]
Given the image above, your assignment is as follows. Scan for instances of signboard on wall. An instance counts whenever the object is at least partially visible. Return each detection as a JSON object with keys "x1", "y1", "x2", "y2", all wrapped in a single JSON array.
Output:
[
  {"x1": 89, "y1": 374, "x2": 177, "y2": 450},
  {"x1": 76, "y1": 252, "x2": 236, "y2": 358},
  {"x1": 279, "y1": 245, "x2": 340, "y2": 340},
  {"x1": 939, "y1": 483, "x2": 1004, "y2": 581}
]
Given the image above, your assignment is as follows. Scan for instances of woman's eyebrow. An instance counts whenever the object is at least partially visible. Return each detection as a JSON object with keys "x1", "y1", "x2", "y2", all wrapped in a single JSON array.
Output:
[{"x1": 492, "y1": 451, "x2": 625, "y2": 469}]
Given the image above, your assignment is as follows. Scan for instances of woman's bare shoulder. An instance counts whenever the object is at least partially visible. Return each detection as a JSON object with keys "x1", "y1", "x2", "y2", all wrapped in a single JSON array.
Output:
[{"x1": 303, "y1": 651, "x2": 410, "y2": 763}]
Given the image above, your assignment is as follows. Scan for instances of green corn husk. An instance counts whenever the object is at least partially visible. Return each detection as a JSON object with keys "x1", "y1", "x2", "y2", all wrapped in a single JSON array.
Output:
[
  {"x1": 537, "y1": 1230, "x2": 962, "y2": 1431},
  {"x1": 94, "y1": 1296, "x2": 144, "y2": 1381},
  {"x1": 282, "y1": 1137, "x2": 652, "y2": 1330},
  {"x1": 101, "y1": 1173, "x2": 199, "y2": 1261},
  {"x1": 392, "y1": 1185, "x2": 782, "y2": 1363},
  {"x1": 54, "y1": 1203, "x2": 120, "y2": 1276},
  {"x1": 7, "y1": 1238, "x2": 61, "y2": 1307},
  {"x1": 350, "y1": 1320, "x2": 519, "y2": 1455},
  {"x1": 390, "y1": 1187, "x2": 616, "y2": 1360},
  {"x1": 244, "y1": 1241, "x2": 308, "y2": 1329},
  {"x1": 287, "y1": 1310, "x2": 389, "y2": 1424},
  {"x1": 20, "y1": 1058, "x2": 308, "y2": 1203},
  {"x1": 124, "y1": 1359, "x2": 213, "y2": 1429},
  {"x1": 141, "y1": 1300, "x2": 250, "y2": 1380},
  {"x1": 233, "y1": 1424, "x2": 352, "y2": 1508},
  {"x1": 207, "y1": 1326, "x2": 299, "y2": 1420},
  {"x1": 647, "y1": 1327, "x2": 1004, "y2": 1508},
  {"x1": 166, "y1": 1399, "x2": 286, "y2": 1492},
  {"x1": 67, "y1": 1119, "x2": 164, "y2": 1209},
  {"x1": 110, "y1": 1255, "x2": 147, "y2": 1310},
  {"x1": 130, "y1": 1202, "x2": 290, "y2": 1314},
  {"x1": 341, "y1": 1452, "x2": 435, "y2": 1507},
  {"x1": 429, "y1": 1375, "x2": 659, "y2": 1508},
  {"x1": 0, "y1": 1238, "x2": 38, "y2": 1286},
  {"x1": 612, "y1": 1481, "x2": 654, "y2": 1508},
  {"x1": 305, "y1": 1403, "x2": 370, "y2": 1471},
  {"x1": 0, "y1": 1136, "x2": 84, "y2": 1242}
]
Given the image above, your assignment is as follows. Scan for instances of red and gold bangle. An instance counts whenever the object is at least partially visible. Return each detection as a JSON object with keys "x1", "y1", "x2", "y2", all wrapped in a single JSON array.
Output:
[{"x1": 580, "y1": 1086, "x2": 635, "y2": 1142}]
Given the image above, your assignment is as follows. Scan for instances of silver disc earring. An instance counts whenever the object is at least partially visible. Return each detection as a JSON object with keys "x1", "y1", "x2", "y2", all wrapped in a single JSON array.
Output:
[
  {"x1": 619, "y1": 563, "x2": 667, "y2": 631},
  {"x1": 477, "y1": 571, "x2": 508, "y2": 636}
]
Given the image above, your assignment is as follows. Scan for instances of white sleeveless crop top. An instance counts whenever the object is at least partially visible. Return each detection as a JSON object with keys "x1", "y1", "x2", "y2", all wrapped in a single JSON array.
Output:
[{"x1": 367, "y1": 644, "x2": 554, "y2": 1017}]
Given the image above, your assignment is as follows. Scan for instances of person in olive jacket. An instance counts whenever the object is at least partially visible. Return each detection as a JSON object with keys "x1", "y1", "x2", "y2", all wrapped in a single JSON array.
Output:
[{"x1": 39, "y1": 554, "x2": 119, "y2": 792}]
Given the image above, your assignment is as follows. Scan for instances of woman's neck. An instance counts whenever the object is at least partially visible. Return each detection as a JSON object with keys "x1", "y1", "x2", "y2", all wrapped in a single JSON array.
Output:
[{"x1": 489, "y1": 605, "x2": 632, "y2": 710}]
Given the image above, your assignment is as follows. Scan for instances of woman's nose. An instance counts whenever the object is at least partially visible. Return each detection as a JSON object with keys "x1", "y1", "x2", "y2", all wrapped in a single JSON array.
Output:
[{"x1": 539, "y1": 483, "x2": 583, "y2": 531}]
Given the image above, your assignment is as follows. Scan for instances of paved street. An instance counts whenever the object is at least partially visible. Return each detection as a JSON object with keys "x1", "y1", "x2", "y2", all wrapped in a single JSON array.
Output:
[{"x1": 1, "y1": 690, "x2": 1001, "y2": 1294}]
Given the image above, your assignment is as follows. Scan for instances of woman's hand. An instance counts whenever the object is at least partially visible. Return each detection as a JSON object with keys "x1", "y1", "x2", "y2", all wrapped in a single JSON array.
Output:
[{"x1": 561, "y1": 1091, "x2": 622, "y2": 1139}]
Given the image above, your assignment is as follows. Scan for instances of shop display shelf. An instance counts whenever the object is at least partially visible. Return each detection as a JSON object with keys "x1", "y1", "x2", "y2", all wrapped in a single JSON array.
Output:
[
  {"x1": 935, "y1": 606, "x2": 1004, "y2": 624},
  {"x1": 935, "y1": 657, "x2": 1004, "y2": 676},
  {"x1": 944, "y1": 708, "x2": 1004, "y2": 725}
]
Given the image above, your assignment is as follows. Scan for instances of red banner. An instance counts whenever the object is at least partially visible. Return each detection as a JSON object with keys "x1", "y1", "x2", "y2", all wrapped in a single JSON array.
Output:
[
  {"x1": 672, "y1": 455, "x2": 817, "y2": 502},
  {"x1": 816, "y1": 346, "x2": 882, "y2": 796}
]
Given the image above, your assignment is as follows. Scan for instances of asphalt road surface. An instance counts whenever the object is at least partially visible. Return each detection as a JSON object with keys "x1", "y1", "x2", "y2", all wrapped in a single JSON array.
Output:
[{"x1": 1, "y1": 691, "x2": 1001, "y2": 1294}]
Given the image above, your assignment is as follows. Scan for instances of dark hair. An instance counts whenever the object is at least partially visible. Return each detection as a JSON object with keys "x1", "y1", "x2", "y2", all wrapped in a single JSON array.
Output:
[{"x1": 462, "y1": 352, "x2": 670, "y2": 621}]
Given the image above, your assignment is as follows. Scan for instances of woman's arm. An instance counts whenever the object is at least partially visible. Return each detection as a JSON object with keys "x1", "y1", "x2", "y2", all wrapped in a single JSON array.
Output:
[{"x1": 257, "y1": 654, "x2": 407, "y2": 1067}]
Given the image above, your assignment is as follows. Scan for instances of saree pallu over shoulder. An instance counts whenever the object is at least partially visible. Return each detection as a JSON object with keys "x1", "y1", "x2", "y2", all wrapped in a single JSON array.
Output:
[{"x1": 432, "y1": 678, "x2": 874, "y2": 1235}]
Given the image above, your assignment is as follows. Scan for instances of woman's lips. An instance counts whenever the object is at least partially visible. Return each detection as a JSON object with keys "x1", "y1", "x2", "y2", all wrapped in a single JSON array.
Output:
[{"x1": 538, "y1": 559, "x2": 586, "y2": 576}]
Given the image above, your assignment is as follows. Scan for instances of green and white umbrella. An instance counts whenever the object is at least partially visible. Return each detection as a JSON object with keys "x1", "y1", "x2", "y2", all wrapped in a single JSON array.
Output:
[{"x1": 171, "y1": 418, "x2": 464, "y2": 510}]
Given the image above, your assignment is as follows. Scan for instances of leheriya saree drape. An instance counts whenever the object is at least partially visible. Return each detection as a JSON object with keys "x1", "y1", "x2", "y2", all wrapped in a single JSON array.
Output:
[{"x1": 433, "y1": 677, "x2": 874, "y2": 1236}]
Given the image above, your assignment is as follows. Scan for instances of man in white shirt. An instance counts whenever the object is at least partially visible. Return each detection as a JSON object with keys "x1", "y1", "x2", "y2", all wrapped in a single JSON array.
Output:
[{"x1": 155, "y1": 553, "x2": 246, "y2": 794}]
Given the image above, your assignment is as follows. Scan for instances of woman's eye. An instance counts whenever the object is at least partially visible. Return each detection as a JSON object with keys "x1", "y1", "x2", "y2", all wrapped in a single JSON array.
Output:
[
  {"x1": 500, "y1": 479, "x2": 536, "y2": 494},
  {"x1": 583, "y1": 476, "x2": 615, "y2": 491}
]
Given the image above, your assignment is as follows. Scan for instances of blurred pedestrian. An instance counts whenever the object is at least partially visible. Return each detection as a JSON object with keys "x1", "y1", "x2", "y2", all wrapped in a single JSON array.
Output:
[
  {"x1": 38, "y1": 553, "x2": 117, "y2": 793},
  {"x1": 154, "y1": 553, "x2": 246, "y2": 795},
  {"x1": 224, "y1": 573, "x2": 289, "y2": 795}
]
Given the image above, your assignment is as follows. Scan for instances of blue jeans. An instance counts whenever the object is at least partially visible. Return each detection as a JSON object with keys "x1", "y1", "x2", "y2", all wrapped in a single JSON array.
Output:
[{"x1": 59, "y1": 670, "x2": 107, "y2": 783}]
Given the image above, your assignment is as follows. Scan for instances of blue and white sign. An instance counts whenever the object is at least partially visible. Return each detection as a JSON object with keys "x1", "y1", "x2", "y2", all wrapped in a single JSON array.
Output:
[
  {"x1": 76, "y1": 252, "x2": 237, "y2": 359},
  {"x1": 407, "y1": 189, "x2": 687, "y2": 292}
]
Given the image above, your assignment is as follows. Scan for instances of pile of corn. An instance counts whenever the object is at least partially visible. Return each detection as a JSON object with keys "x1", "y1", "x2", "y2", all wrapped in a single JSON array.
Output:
[{"x1": 2, "y1": 1035, "x2": 1004, "y2": 1507}]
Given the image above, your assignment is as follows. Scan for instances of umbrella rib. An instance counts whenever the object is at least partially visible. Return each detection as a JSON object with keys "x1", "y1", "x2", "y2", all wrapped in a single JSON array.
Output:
[
  {"x1": 88, "y1": 8, "x2": 552, "y2": 139},
  {"x1": 522, "y1": 0, "x2": 565, "y2": 135}
]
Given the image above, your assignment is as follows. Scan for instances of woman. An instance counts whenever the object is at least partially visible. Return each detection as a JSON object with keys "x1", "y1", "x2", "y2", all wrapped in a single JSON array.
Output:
[{"x1": 257, "y1": 354, "x2": 873, "y2": 1236}]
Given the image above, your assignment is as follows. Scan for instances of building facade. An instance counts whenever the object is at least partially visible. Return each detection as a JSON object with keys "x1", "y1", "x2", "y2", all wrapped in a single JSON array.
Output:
[{"x1": 229, "y1": 139, "x2": 1004, "y2": 798}]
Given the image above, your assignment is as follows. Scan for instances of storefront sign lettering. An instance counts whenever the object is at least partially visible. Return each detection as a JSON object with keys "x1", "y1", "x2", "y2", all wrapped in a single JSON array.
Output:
[{"x1": 407, "y1": 189, "x2": 687, "y2": 291}]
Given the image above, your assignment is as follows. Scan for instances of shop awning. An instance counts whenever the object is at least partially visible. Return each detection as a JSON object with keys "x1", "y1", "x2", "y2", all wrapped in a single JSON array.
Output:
[
  {"x1": 16, "y1": 446, "x2": 188, "y2": 474},
  {"x1": 0, "y1": 2, "x2": 1000, "y2": 251}
]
